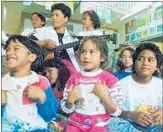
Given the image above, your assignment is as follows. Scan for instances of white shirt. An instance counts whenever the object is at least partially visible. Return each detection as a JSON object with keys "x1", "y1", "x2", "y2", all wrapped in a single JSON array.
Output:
[
  {"x1": 120, "y1": 76, "x2": 162, "y2": 112},
  {"x1": 77, "y1": 29, "x2": 103, "y2": 36},
  {"x1": 39, "y1": 26, "x2": 81, "y2": 72},
  {"x1": 21, "y1": 27, "x2": 46, "y2": 40},
  {"x1": 2, "y1": 71, "x2": 47, "y2": 128}
]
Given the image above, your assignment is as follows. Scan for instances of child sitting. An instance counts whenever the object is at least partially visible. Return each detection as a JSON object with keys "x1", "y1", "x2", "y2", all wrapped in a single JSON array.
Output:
[
  {"x1": 114, "y1": 47, "x2": 135, "y2": 80},
  {"x1": 43, "y1": 57, "x2": 70, "y2": 100},
  {"x1": 60, "y1": 36, "x2": 123, "y2": 132},
  {"x1": 21, "y1": 12, "x2": 46, "y2": 40},
  {"x1": 2, "y1": 35, "x2": 58, "y2": 131},
  {"x1": 108, "y1": 42, "x2": 163, "y2": 132}
]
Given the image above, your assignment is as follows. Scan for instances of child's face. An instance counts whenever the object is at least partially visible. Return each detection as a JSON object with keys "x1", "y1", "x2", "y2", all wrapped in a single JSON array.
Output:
[
  {"x1": 135, "y1": 49, "x2": 157, "y2": 77},
  {"x1": 5, "y1": 40, "x2": 35, "y2": 71},
  {"x1": 82, "y1": 14, "x2": 93, "y2": 29},
  {"x1": 121, "y1": 50, "x2": 133, "y2": 69},
  {"x1": 79, "y1": 40, "x2": 104, "y2": 72},
  {"x1": 31, "y1": 14, "x2": 44, "y2": 28},
  {"x1": 44, "y1": 67, "x2": 58, "y2": 84}
]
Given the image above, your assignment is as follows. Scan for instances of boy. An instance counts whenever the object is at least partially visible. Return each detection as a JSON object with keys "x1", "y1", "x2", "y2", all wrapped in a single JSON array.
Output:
[{"x1": 2, "y1": 35, "x2": 58, "y2": 131}]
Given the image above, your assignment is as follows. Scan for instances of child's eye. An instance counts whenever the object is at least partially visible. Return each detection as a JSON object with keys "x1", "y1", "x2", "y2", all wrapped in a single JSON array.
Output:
[
  {"x1": 5, "y1": 49, "x2": 9, "y2": 52},
  {"x1": 90, "y1": 51, "x2": 95, "y2": 54},
  {"x1": 80, "y1": 50, "x2": 86, "y2": 54},
  {"x1": 14, "y1": 48, "x2": 19, "y2": 51},
  {"x1": 137, "y1": 57, "x2": 143, "y2": 61},
  {"x1": 148, "y1": 58, "x2": 154, "y2": 62}
]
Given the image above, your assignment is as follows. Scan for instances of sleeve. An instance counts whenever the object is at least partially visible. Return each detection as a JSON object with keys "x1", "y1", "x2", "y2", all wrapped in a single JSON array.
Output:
[
  {"x1": 60, "y1": 75, "x2": 76, "y2": 114},
  {"x1": 107, "y1": 81, "x2": 124, "y2": 117},
  {"x1": 36, "y1": 75, "x2": 59, "y2": 122},
  {"x1": 21, "y1": 28, "x2": 32, "y2": 36}
]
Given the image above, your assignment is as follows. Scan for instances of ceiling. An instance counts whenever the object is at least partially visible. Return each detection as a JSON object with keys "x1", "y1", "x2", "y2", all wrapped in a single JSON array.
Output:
[{"x1": 87, "y1": 1, "x2": 162, "y2": 20}]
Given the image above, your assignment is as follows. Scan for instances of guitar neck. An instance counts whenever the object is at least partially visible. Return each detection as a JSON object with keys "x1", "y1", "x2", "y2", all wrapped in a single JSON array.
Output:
[
  {"x1": 53, "y1": 35, "x2": 112, "y2": 53},
  {"x1": 54, "y1": 41, "x2": 80, "y2": 53},
  {"x1": 75, "y1": 35, "x2": 113, "y2": 41}
]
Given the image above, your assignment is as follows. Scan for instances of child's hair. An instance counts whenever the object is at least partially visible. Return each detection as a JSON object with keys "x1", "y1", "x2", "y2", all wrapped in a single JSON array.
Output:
[
  {"x1": 78, "y1": 36, "x2": 108, "y2": 69},
  {"x1": 5, "y1": 35, "x2": 44, "y2": 72},
  {"x1": 51, "y1": 3, "x2": 71, "y2": 20},
  {"x1": 43, "y1": 57, "x2": 70, "y2": 91},
  {"x1": 32, "y1": 12, "x2": 46, "y2": 27},
  {"x1": 82, "y1": 10, "x2": 101, "y2": 29},
  {"x1": 117, "y1": 47, "x2": 135, "y2": 71},
  {"x1": 132, "y1": 42, "x2": 162, "y2": 75}
]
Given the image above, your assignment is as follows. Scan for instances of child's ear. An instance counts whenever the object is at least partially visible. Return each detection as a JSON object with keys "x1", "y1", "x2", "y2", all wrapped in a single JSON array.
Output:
[
  {"x1": 29, "y1": 53, "x2": 37, "y2": 63},
  {"x1": 64, "y1": 16, "x2": 68, "y2": 24},
  {"x1": 101, "y1": 57, "x2": 105, "y2": 62}
]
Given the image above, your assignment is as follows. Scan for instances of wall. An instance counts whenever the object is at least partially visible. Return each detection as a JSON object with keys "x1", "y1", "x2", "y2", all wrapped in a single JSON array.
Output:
[
  {"x1": 2, "y1": 1, "x2": 125, "y2": 44},
  {"x1": 2, "y1": 2, "x2": 23, "y2": 34}
]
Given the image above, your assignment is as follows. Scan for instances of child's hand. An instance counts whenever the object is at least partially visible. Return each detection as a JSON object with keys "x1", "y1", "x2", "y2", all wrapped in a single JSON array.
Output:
[
  {"x1": 150, "y1": 108, "x2": 163, "y2": 126},
  {"x1": 93, "y1": 80, "x2": 107, "y2": 100},
  {"x1": 2, "y1": 90, "x2": 7, "y2": 105},
  {"x1": 67, "y1": 86, "x2": 80, "y2": 106},
  {"x1": 24, "y1": 85, "x2": 46, "y2": 104},
  {"x1": 130, "y1": 111, "x2": 153, "y2": 127},
  {"x1": 46, "y1": 39, "x2": 56, "y2": 49}
]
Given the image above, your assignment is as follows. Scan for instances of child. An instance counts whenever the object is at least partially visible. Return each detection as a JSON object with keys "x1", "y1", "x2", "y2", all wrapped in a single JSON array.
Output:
[
  {"x1": 21, "y1": 12, "x2": 47, "y2": 42},
  {"x1": 108, "y1": 42, "x2": 163, "y2": 132},
  {"x1": 2, "y1": 35, "x2": 58, "y2": 131},
  {"x1": 60, "y1": 36, "x2": 123, "y2": 132},
  {"x1": 43, "y1": 57, "x2": 70, "y2": 100},
  {"x1": 77, "y1": 10, "x2": 103, "y2": 36},
  {"x1": 114, "y1": 47, "x2": 135, "y2": 80}
]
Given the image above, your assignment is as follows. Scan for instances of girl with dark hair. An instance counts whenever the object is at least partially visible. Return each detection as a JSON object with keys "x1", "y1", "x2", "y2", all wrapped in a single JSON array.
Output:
[
  {"x1": 77, "y1": 10, "x2": 103, "y2": 36},
  {"x1": 21, "y1": 12, "x2": 46, "y2": 39},
  {"x1": 108, "y1": 42, "x2": 163, "y2": 132},
  {"x1": 43, "y1": 57, "x2": 70, "y2": 100},
  {"x1": 60, "y1": 36, "x2": 123, "y2": 132},
  {"x1": 114, "y1": 47, "x2": 135, "y2": 80}
]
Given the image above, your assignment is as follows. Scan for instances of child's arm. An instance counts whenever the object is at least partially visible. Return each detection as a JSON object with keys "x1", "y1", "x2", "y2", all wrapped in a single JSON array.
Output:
[
  {"x1": 34, "y1": 39, "x2": 56, "y2": 49},
  {"x1": 150, "y1": 108, "x2": 163, "y2": 126},
  {"x1": 94, "y1": 80, "x2": 123, "y2": 117},
  {"x1": 60, "y1": 86, "x2": 80, "y2": 114},
  {"x1": 24, "y1": 85, "x2": 46, "y2": 104},
  {"x1": 107, "y1": 81, "x2": 123, "y2": 117},
  {"x1": 120, "y1": 111, "x2": 153, "y2": 127},
  {"x1": 2, "y1": 90, "x2": 7, "y2": 106},
  {"x1": 36, "y1": 76, "x2": 59, "y2": 122},
  {"x1": 94, "y1": 80, "x2": 117, "y2": 114}
]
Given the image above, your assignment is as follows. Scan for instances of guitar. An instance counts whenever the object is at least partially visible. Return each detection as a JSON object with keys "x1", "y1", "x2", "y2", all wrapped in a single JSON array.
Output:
[{"x1": 52, "y1": 35, "x2": 113, "y2": 54}]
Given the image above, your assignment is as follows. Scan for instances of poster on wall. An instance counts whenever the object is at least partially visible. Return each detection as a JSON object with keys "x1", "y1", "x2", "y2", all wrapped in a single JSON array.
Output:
[
  {"x1": 130, "y1": 32, "x2": 136, "y2": 41},
  {"x1": 137, "y1": 10, "x2": 151, "y2": 27},
  {"x1": 96, "y1": 6, "x2": 111, "y2": 24},
  {"x1": 157, "y1": 24, "x2": 163, "y2": 32},
  {"x1": 153, "y1": 5, "x2": 162, "y2": 20}
]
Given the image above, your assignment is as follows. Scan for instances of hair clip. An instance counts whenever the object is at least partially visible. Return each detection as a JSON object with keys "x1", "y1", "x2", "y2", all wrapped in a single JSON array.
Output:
[{"x1": 88, "y1": 10, "x2": 94, "y2": 15}]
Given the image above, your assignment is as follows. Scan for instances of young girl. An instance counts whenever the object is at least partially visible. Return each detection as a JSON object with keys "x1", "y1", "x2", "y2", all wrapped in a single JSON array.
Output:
[
  {"x1": 43, "y1": 57, "x2": 70, "y2": 100},
  {"x1": 60, "y1": 36, "x2": 123, "y2": 132},
  {"x1": 2, "y1": 35, "x2": 58, "y2": 131},
  {"x1": 108, "y1": 42, "x2": 163, "y2": 132},
  {"x1": 77, "y1": 10, "x2": 103, "y2": 36},
  {"x1": 114, "y1": 47, "x2": 135, "y2": 80},
  {"x1": 21, "y1": 12, "x2": 46, "y2": 40}
]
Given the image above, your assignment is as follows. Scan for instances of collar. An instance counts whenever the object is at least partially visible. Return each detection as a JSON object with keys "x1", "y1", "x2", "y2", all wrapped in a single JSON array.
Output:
[
  {"x1": 6, "y1": 71, "x2": 39, "y2": 86},
  {"x1": 81, "y1": 69, "x2": 103, "y2": 77}
]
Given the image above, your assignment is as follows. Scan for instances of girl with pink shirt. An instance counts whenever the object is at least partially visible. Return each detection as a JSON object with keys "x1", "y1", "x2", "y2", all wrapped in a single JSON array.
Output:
[{"x1": 60, "y1": 36, "x2": 123, "y2": 132}]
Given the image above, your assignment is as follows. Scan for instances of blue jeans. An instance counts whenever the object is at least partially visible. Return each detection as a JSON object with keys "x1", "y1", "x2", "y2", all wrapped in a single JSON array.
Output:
[
  {"x1": 2, "y1": 117, "x2": 56, "y2": 132},
  {"x1": 107, "y1": 117, "x2": 163, "y2": 132}
]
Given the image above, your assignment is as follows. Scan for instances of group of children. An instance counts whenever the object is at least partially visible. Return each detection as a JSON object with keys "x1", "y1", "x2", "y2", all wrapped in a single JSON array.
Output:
[{"x1": 2, "y1": 2, "x2": 163, "y2": 132}]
